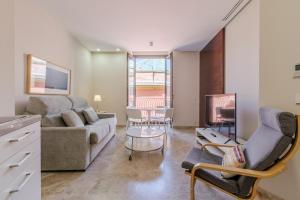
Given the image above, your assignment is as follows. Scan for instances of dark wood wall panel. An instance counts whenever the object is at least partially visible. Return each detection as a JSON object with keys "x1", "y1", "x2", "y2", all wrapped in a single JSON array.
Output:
[{"x1": 199, "y1": 29, "x2": 225, "y2": 127}]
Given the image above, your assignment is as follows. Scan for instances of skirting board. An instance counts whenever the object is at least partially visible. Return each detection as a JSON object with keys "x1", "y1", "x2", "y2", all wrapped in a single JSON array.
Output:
[{"x1": 117, "y1": 125, "x2": 198, "y2": 129}]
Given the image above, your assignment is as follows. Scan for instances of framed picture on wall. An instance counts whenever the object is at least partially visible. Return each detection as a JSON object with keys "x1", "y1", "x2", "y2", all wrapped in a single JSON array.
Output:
[{"x1": 26, "y1": 54, "x2": 71, "y2": 95}]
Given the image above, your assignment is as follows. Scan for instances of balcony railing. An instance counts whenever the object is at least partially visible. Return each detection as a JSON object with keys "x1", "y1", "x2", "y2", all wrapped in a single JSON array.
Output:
[{"x1": 136, "y1": 96, "x2": 165, "y2": 109}]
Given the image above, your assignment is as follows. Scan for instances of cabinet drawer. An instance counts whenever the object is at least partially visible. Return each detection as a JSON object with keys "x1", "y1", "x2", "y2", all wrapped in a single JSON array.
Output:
[
  {"x1": 0, "y1": 139, "x2": 40, "y2": 191},
  {"x1": 0, "y1": 156, "x2": 41, "y2": 200},
  {"x1": 0, "y1": 122, "x2": 40, "y2": 164}
]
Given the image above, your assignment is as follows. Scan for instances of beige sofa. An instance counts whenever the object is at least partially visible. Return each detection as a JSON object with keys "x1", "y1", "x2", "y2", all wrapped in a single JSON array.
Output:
[{"x1": 26, "y1": 96, "x2": 116, "y2": 171}]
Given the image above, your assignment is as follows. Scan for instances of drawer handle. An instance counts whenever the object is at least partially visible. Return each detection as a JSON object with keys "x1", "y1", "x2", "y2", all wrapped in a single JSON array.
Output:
[
  {"x1": 9, "y1": 131, "x2": 33, "y2": 143},
  {"x1": 9, "y1": 152, "x2": 32, "y2": 168},
  {"x1": 9, "y1": 172, "x2": 33, "y2": 194}
]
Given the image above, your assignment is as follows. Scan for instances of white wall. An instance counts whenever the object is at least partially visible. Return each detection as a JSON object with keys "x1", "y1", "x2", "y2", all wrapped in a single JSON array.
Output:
[
  {"x1": 14, "y1": 0, "x2": 93, "y2": 114},
  {"x1": 226, "y1": 0, "x2": 300, "y2": 198},
  {"x1": 173, "y1": 51, "x2": 199, "y2": 126},
  {"x1": 0, "y1": 0, "x2": 15, "y2": 115},
  {"x1": 92, "y1": 51, "x2": 199, "y2": 127},
  {"x1": 73, "y1": 40, "x2": 93, "y2": 105},
  {"x1": 225, "y1": 0, "x2": 260, "y2": 139},
  {"x1": 259, "y1": 0, "x2": 300, "y2": 199},
  {"x1": 92, "y1": 53, "x2": 128, "y2": 125}
]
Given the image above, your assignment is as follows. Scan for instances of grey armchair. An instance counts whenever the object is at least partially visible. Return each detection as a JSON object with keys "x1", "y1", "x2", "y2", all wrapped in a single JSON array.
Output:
[{"x1": 182, "y1": 107, "x2": 300, "y2": 200}]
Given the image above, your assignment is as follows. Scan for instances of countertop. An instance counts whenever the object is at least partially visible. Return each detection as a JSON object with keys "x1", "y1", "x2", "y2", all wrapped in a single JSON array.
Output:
[{"x1": 0, "y1": 115, "x2": 41, "y2": 137}]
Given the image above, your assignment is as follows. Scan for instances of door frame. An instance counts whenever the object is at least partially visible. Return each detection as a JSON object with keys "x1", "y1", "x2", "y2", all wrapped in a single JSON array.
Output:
[
  {"x1": 165, "y1": 52, "x2": 173, "y2": 108},
  {"x1": 127, "y1": 53, "x2": 136, "y2": 106}
]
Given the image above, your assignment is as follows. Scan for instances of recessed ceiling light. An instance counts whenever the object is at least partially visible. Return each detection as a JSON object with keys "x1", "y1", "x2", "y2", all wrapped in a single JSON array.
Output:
[
  {"x1": 96, "y1": 48, "x2": 101, "y2": 52},
  {"x1": 116, "y1": 48, "x2": 121, "y2": 52}
]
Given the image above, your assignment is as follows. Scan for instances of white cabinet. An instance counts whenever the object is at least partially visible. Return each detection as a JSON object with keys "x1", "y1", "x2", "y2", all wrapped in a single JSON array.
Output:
[{"x1": 0, "y1": 119, "x2": 41, "y2": 200}]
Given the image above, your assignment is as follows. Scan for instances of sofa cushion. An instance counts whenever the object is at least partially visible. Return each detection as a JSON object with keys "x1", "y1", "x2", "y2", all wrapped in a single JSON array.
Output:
[
  {"x1": 68, "y1": 96, "x2": 89, "y2": 109},
  {"x1": 83, "y1": 107, "x2": 99, "y2": 124},
  {"x1": 66, "y1": 96, "x2": 89, "y2": 124},
  {"x1": 73, "y1": 107, "x2": 87, "y2": 124},
  {"x1": 26, "y1": 96, "x2": 72, "y2": 116},
  {"x1": 42, "y1": 114, "x2": 67, "y2": 127},
  {"x1": 87, "y1": 119, "x2": 110, "y2": 144},
  {"x1": 91, "y1": 118, "x2": 112, "y2": 127},
  {"x1": 62, "y1": 110, "x2": 85, "y2": 127}
]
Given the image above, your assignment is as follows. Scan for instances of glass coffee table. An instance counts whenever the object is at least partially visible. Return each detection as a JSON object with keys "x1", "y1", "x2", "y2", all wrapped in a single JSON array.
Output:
[{"x1": 125, "y1": 127, "x2": 166, "y2": 160}]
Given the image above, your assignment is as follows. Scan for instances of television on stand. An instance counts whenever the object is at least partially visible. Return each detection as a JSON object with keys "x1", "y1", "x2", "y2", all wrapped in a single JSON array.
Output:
[{"x1": 205, "y1": 93, "x2": 237, "y2": 142}]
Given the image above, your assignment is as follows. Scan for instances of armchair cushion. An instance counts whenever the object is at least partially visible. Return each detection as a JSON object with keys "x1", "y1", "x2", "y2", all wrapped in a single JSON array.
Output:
[
  {"x1": 182, "y1": 147, "x2": 239, "y2": 195},
  {"x1": 260, "y1": 107, "x2": 296, "y2": 137},
  {"x1": 238, "y1": 108, "x2": 296, "y2": 197},
  {"x1": 243, "y1": 126, "x2": 292, "y2": 170}
]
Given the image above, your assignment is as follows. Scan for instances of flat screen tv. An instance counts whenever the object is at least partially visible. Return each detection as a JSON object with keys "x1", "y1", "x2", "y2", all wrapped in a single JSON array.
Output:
[{"x1": 205, "y1": 93, "x2": 237, "y2": 141}]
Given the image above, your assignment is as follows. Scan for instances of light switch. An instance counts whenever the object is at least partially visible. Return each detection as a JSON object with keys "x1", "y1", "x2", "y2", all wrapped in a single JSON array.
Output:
[
  {"x1": 296, "y1": 93, "x2": 300, "y2": 104},
  {"x1": 294, "y1": 64, "x2": 300, "y2": 78}
]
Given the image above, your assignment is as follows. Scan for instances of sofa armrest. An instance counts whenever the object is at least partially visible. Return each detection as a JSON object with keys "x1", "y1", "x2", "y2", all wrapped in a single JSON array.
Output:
[
  {"x1": 41, "y1": 127, "x2": 91, "y2": 171},
  {"x1": 97, "y1": 113, "x2": 116, "y2": 119},
  {"x1": 97, "y1": 113, "x2": 117, "y2": 126}
]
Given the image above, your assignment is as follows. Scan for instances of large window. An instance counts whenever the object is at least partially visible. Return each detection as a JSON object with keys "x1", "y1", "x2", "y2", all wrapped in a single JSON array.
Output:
[{"x1": 128, "y1": 55, "x2": 172, "y2": 108}]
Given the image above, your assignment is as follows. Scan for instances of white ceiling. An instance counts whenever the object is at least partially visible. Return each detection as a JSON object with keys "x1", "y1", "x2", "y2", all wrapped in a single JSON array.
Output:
[{"x1": 37, "y1": 0, "x2": 239, "y2": 52}]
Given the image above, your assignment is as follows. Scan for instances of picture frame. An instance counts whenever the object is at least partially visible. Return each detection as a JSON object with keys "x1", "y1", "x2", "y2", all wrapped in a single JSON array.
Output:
[{"x1": 26, "y1": 54, "x2": 71, "y2": 95}]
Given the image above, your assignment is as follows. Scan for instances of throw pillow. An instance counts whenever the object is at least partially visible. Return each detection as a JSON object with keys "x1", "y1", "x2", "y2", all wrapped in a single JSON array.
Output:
[
  {"x1": 73, "y1": 108, "x2": 87, "y2": 124},
  {"x1": 83, "y1": 107, "x2": 99, "y2": 124},
  {"x1": 62, "y1": 110, "x2": 84, "y2": 127},
  {"x1": 221, "y1": 145, "x2": 246, "y2": 178}
]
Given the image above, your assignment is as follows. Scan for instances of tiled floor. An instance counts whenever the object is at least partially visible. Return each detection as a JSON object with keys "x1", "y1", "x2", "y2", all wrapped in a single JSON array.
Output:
[{"x1": 42, "y1": 127, "x2": 282, "y2": 200}]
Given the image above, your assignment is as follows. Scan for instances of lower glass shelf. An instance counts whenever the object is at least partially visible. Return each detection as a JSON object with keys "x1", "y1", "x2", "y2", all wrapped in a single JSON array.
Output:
[{"x1": 124, "y1": 136, "x2": 164, "y2": 152}]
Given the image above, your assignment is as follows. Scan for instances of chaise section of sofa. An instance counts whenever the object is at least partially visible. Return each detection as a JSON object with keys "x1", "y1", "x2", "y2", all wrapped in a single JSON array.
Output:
[{"x1": 26, "y1": 95, "x2": 116, "y2": 171}]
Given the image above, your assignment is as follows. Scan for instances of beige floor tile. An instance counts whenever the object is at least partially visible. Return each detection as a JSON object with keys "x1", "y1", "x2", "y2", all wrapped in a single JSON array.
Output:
[{"x1": 42, "y1": 127, "x2": 280, "y2": 200}]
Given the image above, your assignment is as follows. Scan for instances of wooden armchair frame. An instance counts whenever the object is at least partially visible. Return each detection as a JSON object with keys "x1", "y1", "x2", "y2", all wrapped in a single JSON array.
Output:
[{"x1": 186, "y1": 115, "x2": 300, "y2": 200}]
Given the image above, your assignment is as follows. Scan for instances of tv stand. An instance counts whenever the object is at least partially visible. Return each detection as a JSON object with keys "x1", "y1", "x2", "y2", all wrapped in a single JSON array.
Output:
[{"x1": 195, "y1": 128, "x2": 239, "y2": 156}]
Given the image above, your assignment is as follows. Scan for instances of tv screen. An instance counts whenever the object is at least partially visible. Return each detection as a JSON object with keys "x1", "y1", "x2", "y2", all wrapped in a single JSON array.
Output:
[{"x1": 205, "y1": 94, "x2": 236, "y2": 136}]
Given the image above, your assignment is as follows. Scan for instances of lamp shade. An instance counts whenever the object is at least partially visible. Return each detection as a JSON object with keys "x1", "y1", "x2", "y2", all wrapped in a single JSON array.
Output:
[{"x1": 94, "y1": 95, "x2": 102, "y2": 102}]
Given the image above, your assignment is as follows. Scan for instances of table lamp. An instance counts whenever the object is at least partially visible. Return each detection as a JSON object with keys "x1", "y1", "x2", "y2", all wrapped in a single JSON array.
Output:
[{"x1": 94, "y1": 95, "x2": 102, "y2": 112}]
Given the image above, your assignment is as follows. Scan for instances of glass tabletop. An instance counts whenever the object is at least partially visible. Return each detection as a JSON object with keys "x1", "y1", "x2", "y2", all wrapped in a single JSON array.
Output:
[{"x1": 126, "y1": 127, "x2": 165, "y2": 138}]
